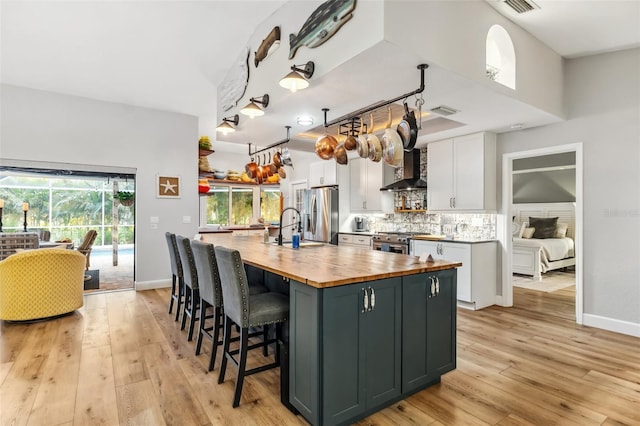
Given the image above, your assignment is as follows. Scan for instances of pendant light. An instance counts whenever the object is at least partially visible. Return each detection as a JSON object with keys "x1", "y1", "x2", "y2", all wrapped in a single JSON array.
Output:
[
  {"x1": 279, "y1": 61, "x2": 315, "y2": 93},
  {"x1": 216, "y1": 114, "x2": 239, "y2": 135},
  {"x1": 240, "y1": 94, "x2": 269, "y2": 118}
]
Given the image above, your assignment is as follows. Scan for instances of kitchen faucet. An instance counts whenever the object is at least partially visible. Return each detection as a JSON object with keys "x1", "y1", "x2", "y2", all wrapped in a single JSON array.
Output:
[{"x1": 277, "y1": 207, "x2": 302, "y2": 246}]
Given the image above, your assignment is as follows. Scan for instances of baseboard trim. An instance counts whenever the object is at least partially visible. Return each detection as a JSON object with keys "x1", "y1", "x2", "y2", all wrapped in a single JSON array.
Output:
[
  {"x1": 582, "y1": 313, "x2": 640, "y2": 338},
  {"x1": 135, "y1": 279, "x2": 172, "y2": 291}
]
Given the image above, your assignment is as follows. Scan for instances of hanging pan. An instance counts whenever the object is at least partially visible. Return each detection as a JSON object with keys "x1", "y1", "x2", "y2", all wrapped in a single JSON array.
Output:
[{"x1": 397, "y1": 100, "x2": 418, "y2": 151}]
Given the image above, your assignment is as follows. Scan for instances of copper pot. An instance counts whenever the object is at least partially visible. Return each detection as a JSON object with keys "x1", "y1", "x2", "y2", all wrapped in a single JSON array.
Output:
[
  {"x1": 344, "y1": 134, "x2": 358, "y2": 151},
  {"x1": 315, "y1": 134, "x2": 338, "y2": 160},
  {"x1": 245, "y1": 158, "x2": 259, "y2": 178},
  {"x1": 334, "y1": 143, "x2": 348, "y2": 165},
  {"x1": 278, "y1": 166, "x2": 287, "y2": 178},
  {"x1": 273, "y1": 151, "x2": 282, "y2": 167}
]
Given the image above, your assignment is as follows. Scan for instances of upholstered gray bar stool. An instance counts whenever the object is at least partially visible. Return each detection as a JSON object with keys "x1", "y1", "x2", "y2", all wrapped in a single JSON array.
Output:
[
  {"x1": 176, "y1": 235, "x2": 199, "y2": 341},
  {"x1": 164, "y1": 232, "x2": 184, "y2": 321},
  {"x1": 191, "y1": 241, "x2": 269, "y2": 372},
  {"x1": 214, "y1": 246, "x2": 289, "y2": 407}
]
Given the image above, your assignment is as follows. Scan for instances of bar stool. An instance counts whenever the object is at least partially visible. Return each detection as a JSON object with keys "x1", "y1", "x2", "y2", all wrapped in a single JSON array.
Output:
[
  {"x1": 214, "y1": 246, "x2": 289, "y2": 407},
  {"x1": 176, "y1": 235, "x2": 199, "y2": 341},
  {"x1": 164, "y1": 232, "x2": 184, "y2": 321},
  {"x1": 191, "y1": 241, "x2": 269, "y2": 371}
]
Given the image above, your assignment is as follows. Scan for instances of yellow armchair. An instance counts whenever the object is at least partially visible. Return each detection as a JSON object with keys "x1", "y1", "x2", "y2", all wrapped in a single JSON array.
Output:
[{"x1": 0, "y1": 249, "x2": 86, "y2": 321}]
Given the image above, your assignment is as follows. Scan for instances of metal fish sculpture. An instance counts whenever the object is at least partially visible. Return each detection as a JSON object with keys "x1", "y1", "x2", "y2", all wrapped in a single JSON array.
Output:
[
  {"x1": 254, "y1": 26, "x2": 281, "y2": 68},
  {"x1": 288, "y1": 0, "x2": 357, "y2": 60}
]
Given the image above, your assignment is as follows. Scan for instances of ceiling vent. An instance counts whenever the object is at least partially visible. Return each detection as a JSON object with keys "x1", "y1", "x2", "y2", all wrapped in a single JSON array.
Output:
[
  {"x1": 503, "y1": 0, "x2": 539, "y2": 14},
  {"x1": 430, "y1": 105, "x2": 458, "y2": 116}
]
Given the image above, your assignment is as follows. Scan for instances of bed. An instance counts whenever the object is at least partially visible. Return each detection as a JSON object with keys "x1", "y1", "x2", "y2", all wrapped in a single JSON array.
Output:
[{"x1": 512, "y1": 203, "x2": 576, "y2": 281}]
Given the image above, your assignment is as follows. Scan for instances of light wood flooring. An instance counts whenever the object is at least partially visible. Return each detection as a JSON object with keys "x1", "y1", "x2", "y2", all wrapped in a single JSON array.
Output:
[{"x1": 1, "y1": 286, "x2": 638, "y2": 425}]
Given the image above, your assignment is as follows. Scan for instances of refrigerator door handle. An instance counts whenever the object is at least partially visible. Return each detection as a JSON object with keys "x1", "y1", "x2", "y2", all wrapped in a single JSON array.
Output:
[{"x1": 311, "y1": 193, "x2": 317, "y2": 235}]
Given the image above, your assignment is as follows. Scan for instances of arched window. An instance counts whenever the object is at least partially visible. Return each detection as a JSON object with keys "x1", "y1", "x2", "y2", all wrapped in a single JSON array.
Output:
[{"x1": 486, "y1": 25, "x2": 516, "y2": 89}]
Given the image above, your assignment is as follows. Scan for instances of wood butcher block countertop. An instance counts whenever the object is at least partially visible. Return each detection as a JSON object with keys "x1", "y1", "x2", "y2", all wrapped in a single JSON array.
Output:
[{"x1": 201, "y1": 233, "x2": 461, "y2": 289}]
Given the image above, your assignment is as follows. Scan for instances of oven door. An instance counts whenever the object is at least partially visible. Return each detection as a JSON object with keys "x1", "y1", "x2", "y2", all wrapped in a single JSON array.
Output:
[{"x1": 372, "y1": 242, "x2": 408, "y2": 254}]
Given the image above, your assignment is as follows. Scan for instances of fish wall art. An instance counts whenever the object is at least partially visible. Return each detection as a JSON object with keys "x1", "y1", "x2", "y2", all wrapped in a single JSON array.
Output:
[
  {"x1": 219, "y1": 46, "x2": 250, "y2": 112},
  {"x1": 254, "y1": 26, "x2": 281, "y2": 68},
  {"x1": 288, "y1": 0, "x2": 357, "y2": 60}
]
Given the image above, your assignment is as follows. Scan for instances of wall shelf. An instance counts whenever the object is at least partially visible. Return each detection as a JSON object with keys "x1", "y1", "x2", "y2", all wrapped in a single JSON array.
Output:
[{"x1": 394, "y1": 209, "x2": 427, "y2": 213}]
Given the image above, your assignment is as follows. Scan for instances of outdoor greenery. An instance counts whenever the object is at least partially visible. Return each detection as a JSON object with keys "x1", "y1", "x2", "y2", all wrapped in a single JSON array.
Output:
[
  {"x1": 204, "y1": 185, "x2": 281, "y2": 226},
  {"x1": 0, "y1": 175, "x2": 134, "y2": 245}
]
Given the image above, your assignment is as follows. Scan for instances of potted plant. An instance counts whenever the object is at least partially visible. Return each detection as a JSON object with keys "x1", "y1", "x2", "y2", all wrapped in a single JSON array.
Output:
[{"x1": 114, "y1": 191, "x2": 135, "y2": 207}]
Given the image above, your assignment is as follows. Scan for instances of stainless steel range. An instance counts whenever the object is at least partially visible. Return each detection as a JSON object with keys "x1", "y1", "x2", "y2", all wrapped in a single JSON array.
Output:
[{"x1": 372, "y1": 232, "x2": 416, "y2": 254}]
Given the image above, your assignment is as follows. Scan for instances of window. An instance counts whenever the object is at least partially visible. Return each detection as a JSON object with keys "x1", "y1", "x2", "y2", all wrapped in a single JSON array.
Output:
[
  {"x1": 486, "y1": 24, "x2": 516, "y2": 90},
  {"x1": 0, "y1": 174, "x2": 135, "y2": 245},
  {"x1": 201, "y1": 184, "x2": 281, "y2": 226},
  {"x1": 261, "y1": 187, "x2": 282, "y2": 224}
]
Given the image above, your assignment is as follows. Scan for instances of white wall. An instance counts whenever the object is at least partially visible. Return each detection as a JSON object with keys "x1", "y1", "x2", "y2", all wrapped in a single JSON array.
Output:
[
  {"x1": 497, "y1": 48, "x2": 640, "y2": 330},
  {"x1": 0, "y1": 84, "x2": 199, "y2": 288}
]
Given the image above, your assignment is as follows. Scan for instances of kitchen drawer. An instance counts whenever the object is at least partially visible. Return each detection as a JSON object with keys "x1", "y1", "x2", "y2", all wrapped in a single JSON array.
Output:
[
  {"x1": 338, "y1": 234, "x2": 353, "y2": 244},
  {"x1": 352, "y1": 235, "x2": 371, "y2": 247}
]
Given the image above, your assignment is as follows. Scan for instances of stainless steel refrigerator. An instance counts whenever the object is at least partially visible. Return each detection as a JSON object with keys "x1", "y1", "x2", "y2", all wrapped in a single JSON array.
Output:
[{"x1": 302, "y1": 186, "x2": 339, "y2": 245}]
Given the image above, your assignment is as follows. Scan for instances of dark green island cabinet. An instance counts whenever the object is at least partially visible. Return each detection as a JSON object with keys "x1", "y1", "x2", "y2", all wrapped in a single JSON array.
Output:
[{"x1": 289, "y1": 269, "x2": 457, "y2": 426}]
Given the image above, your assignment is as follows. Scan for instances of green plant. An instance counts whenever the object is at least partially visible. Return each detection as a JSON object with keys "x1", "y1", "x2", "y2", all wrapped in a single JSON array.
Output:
[{"x1": 114, "y1": 191, "x2": 135, "y2": 206}]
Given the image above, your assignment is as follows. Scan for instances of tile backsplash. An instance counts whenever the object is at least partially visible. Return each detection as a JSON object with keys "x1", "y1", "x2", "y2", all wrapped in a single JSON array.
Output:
[{"x1": 366, "y1": 212, "x2": 496, "y2": 240}]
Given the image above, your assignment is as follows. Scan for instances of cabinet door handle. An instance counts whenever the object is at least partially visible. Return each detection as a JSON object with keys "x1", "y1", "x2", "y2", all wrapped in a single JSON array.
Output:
[
  {"x1": 449, "y1": 197, "x2": 452, "y2": 208},
  {"x1": 428, "y1": 276, "x2": 435, "y2": 298},
  {"x1": 369, "y1": 287, "x2": 375, "y2": 311},
  {"x1": 435, "y1": 277, "x2": 440, "y2": 296},
  {"x1": 452, "y1": 197, "x2": 456, "y2": 208},
  {"x1": 362, "y1": 288, "x2": 368, "y2": 313}
]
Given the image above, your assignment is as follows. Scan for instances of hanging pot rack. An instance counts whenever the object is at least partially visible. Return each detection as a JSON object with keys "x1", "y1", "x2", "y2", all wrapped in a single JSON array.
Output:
[
  {"x1": 248, "y1": 126, "x2": 291, "y2": 157},
  {"x1": 322, "y1": 64, "x2": 428, "y2": 129}
]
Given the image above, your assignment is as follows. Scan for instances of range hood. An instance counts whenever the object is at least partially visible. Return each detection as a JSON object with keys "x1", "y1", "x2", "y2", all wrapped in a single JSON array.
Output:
[{"x1": 380, "y1": 149, "x2": 427, "y2": 191}]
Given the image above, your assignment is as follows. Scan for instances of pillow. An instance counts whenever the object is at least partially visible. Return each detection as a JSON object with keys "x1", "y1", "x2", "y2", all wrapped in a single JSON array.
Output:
[
  {"x1": 529, "y1": 216, "x2": 558, "y2": 239},
  {"x1": 555, "y1": 222, "x2": 568, "y2": 239},
  {"x1": 522, "y1": 227, "x2": 535, "y2": 239}
]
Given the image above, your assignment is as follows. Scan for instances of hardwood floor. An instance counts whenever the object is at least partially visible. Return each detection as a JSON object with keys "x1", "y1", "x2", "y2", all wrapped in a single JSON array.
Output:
[{"x1": 1, "y1": 286, "x2": 638, "y2": 425}]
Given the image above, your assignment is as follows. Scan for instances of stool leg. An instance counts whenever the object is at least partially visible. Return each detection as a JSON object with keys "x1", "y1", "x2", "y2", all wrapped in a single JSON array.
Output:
[
  {"x1": 187, "y1": 289, "x2": 199, "y2": 341},
  {"x1": 174, "y1": 278, "x2": 184, "y2": 322},
  {"x1": 208, "y1": 306, "x2": 222, "y2": 372},
  {"x1": 232, "y1": 327, "x2": 249, "y2": 408},
  {"x1": 195, "y1": 300, "x2": 208, "y2": 355},
  {"x1": 181, "y1": 287, "x2": 190, "y2": 331},
  {"x1": 275, "y1": 322, "x2": 282, "y2": 365},
  {"x1": 218, "y1": 316, "x2": 232, "y2": 384},
  {"x1": 168, "y1": 274, "x2": 177, "y2": 314},
  {"x1": 262, "y1": 324, "x2": 269, "y2": 357}
]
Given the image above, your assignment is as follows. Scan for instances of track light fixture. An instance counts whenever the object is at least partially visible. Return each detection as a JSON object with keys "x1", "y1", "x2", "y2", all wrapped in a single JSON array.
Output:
[
  {"x1": 279, "y1": 61, "x2": 315, "y2": 93},
  {"x1": 240, "y1": 94, "x2": 270, "y2": 118},
  {"x1": 216, "y1": 114, "x2": 239, "y2": 135}
]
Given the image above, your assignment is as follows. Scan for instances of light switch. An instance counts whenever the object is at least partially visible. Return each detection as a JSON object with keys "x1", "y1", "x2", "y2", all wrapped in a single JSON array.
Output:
[
  {"x1": 150, "y1": 216, "x2": 159, "y2": 224},
  {"x1": 182, "y1": 216, "x2": 191, "y2": 223}
]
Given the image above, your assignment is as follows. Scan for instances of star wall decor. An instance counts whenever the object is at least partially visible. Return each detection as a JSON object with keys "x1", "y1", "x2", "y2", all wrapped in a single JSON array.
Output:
[{"x1": 157, "y1": 175, "x2": 181, "y2": 198}]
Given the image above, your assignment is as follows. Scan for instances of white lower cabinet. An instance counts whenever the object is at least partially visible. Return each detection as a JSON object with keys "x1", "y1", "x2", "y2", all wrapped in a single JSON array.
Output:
[
  {"x1": 338, "y1": 233, "x2": 371, "y2": 249},
  {"x1": 411, "y1": 240, "x2": 496, "y2": 310}
]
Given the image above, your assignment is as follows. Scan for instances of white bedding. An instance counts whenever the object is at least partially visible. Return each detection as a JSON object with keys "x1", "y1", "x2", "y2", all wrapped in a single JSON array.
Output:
[{"x1": 513, "y1": 237, "x2": 574, "y2": 271}]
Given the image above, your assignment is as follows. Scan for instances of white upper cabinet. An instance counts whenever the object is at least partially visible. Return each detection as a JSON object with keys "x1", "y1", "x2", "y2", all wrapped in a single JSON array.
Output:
[
  {"x1": 309, "y1": 161, "x2": 337, "y2": 188},
  {"x1": 350, "y1": 158, "x2": 393, "y2": 213},
  {"x1": 427, "y1": 132, "x2": 496, "y2": 211}
]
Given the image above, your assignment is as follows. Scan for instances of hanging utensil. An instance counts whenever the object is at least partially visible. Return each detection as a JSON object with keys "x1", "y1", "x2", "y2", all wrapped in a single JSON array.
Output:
[
  {"x1": 356, "y1": 115, "x2": 369, "y2": 159},
  {"x1": 397, "y1": 100, "x2": 418, "y2": 152},
  {"x1": 415, "y1": 93, "x2": 424, "y2": 131},
  {"x1": 367, "y1": 113, "x2": 382, "y2": 163}
]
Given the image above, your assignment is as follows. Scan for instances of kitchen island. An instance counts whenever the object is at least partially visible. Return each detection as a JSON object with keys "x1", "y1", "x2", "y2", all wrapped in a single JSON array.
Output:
[{"x1": 201, "y1": 233, "x2": 461, "y2": 426}]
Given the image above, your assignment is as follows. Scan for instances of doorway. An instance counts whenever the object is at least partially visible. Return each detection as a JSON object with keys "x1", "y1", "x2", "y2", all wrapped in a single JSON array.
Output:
[
  {"x1": 0, "y1": 165, "x2": 136, "y2": 293},
  {"x1": 501, "y1": 143, "x2": 583, "y2": 324}
]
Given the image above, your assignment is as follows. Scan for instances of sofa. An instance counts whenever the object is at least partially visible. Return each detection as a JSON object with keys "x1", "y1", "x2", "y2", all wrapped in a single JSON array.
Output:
[{"x1": 0, "y1": 249, "x2": 86, "y2": 321}]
